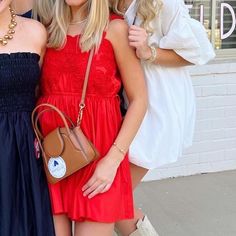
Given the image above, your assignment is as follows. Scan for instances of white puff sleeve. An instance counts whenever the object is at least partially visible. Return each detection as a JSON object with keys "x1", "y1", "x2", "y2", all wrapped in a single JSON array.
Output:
[{"x1": 159, "y1": 0, "x2": 215, "y2": 65}]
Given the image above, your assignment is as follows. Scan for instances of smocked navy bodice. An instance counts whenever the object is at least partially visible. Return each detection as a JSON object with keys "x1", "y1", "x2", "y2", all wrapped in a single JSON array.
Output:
[{"x1": 0, "y1": 52, "x2": 40, "y2": 112}]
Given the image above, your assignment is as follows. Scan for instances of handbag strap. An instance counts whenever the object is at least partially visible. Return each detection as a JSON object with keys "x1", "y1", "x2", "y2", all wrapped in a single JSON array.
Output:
[
  {"x1": 31, "y1": 103, "x2": 73, "y2": 139},
  {"x1": 77, "y1": 47, "x2": 95, "y2": 126},
  {"x1": 31, "y1": 48, "x2": 95, "y2": 145},
  {"x1": 31, "y1": 103, "x2": 74, "y2": 162},
  {"x1": 33, "y1": 107, "x2": 75, "y2": 139}
]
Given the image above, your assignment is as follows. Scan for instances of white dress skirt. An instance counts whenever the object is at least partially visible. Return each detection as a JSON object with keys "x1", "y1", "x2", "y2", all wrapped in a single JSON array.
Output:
[{"x1": 125, "y1": 0, "x2": 215, "y2": 169}]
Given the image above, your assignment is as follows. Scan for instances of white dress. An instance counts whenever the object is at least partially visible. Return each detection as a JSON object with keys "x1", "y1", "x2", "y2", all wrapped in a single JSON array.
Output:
[{"x1": 125, "y1": 0, "x2": 215, "y2": 169}]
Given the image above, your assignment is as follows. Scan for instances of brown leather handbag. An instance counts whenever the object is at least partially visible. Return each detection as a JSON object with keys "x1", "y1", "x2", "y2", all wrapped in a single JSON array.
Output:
[{"x1": 31, "y1": 49, "x2": 99, "y2": 184}]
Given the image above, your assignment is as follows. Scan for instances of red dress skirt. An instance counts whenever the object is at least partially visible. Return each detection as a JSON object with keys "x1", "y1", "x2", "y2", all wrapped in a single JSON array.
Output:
[{"x1": 37, "y1": 34, "x2": 134, "y2": 222}]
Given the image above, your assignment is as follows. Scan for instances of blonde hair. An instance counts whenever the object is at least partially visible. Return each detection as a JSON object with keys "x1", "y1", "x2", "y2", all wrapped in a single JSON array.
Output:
[
  {"x1": 110, "y1": 0, "x2": 163, "y2": 33},
  {"x1": 47, "y1": 0, "x2": 109, "y2": 52},
  {"x1": 33, "y1": 0, "x2": 54, "y2": 25}
]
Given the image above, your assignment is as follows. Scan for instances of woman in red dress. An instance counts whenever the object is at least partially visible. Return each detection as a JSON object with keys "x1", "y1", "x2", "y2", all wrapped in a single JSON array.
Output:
[{"x1": 37, "y1": 0, "x2": 147, "y2": 235}]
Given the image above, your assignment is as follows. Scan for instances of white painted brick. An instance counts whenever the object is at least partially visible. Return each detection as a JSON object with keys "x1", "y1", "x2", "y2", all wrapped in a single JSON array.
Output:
[
  {"x1": 196, "y1": 97, "x2": 212, "y2": 109},
  {"x1": 227, "y1": 85, "x2": 236, "y2": 95},
  {"x1": 224, "y1": 96, "x2": 236, "y2": 106},
  {"x1": 194, "y1": 86, "x2": 202, "y2": 97},
  {"x1": 195, "y1": 119, "x2": 212, "y2": 131},
  {"x1": 145, "y1": 161, "x2": 236, "y2": 181},
  {"x1": 193, "y1": 74, "x2": 229, "y2": 86},
  {"x1": 192, "y1": 75, "x2": 215, "y2": 86},
  {"x1": 162, "y1": 158, "x2": 184, "y2": 167},
  {"x1": 198, "y1": 150, "x2": 225, "y2": 163},
  {"x1": 224, "y1": 128, "x2": 236, "y2": 138},
  {"x1": 210, "y1": 96, "x2": 236, "y2": 107},
  {"x1": 225, "y1": 106, "x2": 236, "y2": 117},
  {"x1": 211, "y1": 118, "x2": 227, "y2": 129},
  {"x1": 197, "y1": 95, "x2": 236, "y2": 109},
  {"x1": 225, "y1": 148, "x2": 236, "y2": 160},
  {"x1": 225, "y1": 138, "x2": 236, "y2": 149},
  {"x1": 210, "y1": 160, "x2": 236, "y2": 171},
  {"x1": 189, "y1": 65, "x2": 213, "y2": 76},
  {"x1": 176, "y1": 154, "x2": 200, "y2": 165},
  {"x1": 184, "y1": 164, "x2": 201, "y2": 176},
  {"x1": 224, "y1": 117, "x2": 236, "y2": 128},
  {"x1": 226, "y1": 75, "x2": 236, "y2": 84},
  {"x1": 196, "y1": 96, "x2": 236, "y2": 109},
  {"x1": 196, "y1": 108, "x2": 225, "y2": 120},
  {"x1": 195, "y1": 117, "x2": 235, "y2": 131},
  {"x1": 192, "y1": 132, "x2": 202, "y2": 142},
  {"x1": 193, "y1": 129, "x2": 225, "y2": 142},
  {"x1": 161, "y1": 166, "x2": 188, "y2": 178},
  {"x1": 228, "y1": 63, "x2": 236, "y2": 73},
  {"x1": 186, "y1": 138, "x2": 236, "y2": 154},
  {"x1": 143, "y1": 168, "x2": 181, "y2": 181},
  {"x1": 185, "y1": 163, "x2": 213, "y2": 175},
  {"x1": 190, "y1": 62, "x2": 236, "y2": 76},
  {"x1": 201, "y1": 85, "x2": 227, "y2": 96},
  {"x1": 185, "y1": 139, "x2": 227, "y2": 154},
  {"x1": 215, "y1": 74, "x2": 236, "y2": 85}
]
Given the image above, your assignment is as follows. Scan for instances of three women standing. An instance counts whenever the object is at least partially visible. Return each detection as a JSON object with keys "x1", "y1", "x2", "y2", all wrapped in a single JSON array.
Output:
[{"x1": 1, "y1": 0, "x2": 215, "y2": 235}]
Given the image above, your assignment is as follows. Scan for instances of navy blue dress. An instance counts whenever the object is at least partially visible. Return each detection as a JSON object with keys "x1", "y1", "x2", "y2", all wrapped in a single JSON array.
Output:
[
  {"x1": 0, "y1": 53, "x2": 55, "y2": 236},
  {"x1": 21, "y1": 9, "x2": 32, "y2": 18}
]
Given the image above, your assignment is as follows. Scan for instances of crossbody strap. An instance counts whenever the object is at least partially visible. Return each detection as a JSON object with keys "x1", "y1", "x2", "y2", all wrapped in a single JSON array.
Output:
[{"x1": 77, "y1": 47, "x2": 95, "y2": 126}]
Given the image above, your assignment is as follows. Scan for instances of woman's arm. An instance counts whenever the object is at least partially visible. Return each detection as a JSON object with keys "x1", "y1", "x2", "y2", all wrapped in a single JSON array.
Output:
[
  {"x1": 82, "y1": 20, "x2": 147, "y2": 198},
  {"x1": 108, "y1": 20, "x2": 148, "y2": 157},
  {"x1": 128, "y1": 25, "x2": 192, "y2": 67}
]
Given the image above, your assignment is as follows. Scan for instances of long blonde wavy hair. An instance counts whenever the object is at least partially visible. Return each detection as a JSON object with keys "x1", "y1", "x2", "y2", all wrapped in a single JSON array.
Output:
[
  {"x1": 110, "y1": 0, "x2": 163, "y2": 33},
  {"x1": 33, "y1": 0, "x2": 55, "y2": 26},
  {"x1": 47, "y1": 0, "x2": 109, "y2": 52}
]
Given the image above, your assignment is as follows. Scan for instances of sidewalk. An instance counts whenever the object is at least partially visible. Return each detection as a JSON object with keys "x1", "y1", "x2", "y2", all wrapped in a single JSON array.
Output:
[{"x1": 135, "y1": 170, "x2": 236, "y2": 236}]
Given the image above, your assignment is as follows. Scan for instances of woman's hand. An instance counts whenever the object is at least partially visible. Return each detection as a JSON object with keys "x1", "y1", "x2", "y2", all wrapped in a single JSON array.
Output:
[
  {"x1": 129, "y1": 24, "x2": 192, "y2": 67},
  {"x1": 82, "y1": 153, "x2": 122, "y2": 199},
  {"x1": 128, "y1": 25, "x2": 151, "y2": 60}
]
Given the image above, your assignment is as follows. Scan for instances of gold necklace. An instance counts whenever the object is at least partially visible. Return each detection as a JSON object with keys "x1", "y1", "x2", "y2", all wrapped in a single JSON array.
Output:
[{"x1": 0, "y1": 7, "x2": 17, "y2": 46}]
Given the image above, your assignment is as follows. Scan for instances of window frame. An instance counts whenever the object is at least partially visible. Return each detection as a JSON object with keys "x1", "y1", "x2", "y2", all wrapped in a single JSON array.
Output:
[{"x1": 189, "y1": 0, "x2": 236, "y2": 60}]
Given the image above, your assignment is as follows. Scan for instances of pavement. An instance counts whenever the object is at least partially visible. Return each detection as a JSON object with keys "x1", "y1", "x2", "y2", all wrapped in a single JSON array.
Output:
[{"x1": 134, "y1": 170, "x2": 236, "y2": 236}]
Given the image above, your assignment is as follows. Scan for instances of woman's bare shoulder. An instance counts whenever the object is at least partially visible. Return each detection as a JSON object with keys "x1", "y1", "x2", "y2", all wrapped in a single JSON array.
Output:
[
  {"x1": 106, "y1": 18, "x2": 129, "y2": 42},
  {"x1": 19, "y1": 16, "x2": 47, "y2": 47}
]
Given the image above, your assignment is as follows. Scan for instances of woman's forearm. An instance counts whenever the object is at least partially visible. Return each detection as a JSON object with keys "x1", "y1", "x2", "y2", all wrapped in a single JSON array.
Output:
[
  {"x1": 109, "y1": 97, "x2": 147, "y2": 163},
  {"x1": 155, "y1": 48, "x2": 192, "y2": 67},
  {"x1": 128, "y1": 25, "x2": 192, "y2": 67},
  {"x1": 145, "y1": 47, "x2": 192, "y2": 67}
]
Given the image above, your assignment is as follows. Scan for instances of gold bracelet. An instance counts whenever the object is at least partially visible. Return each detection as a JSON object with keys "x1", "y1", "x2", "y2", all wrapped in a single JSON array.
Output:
[
  {"x1": 146, "y1": 45, "x2": 157, "y2": 63},
  {"x1": 113, "y1": 142, "x2": 126, "y2": 155}
]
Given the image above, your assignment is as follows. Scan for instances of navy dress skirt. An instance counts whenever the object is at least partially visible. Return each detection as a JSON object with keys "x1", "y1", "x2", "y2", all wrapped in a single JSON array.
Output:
[{"x1": 0, "y1": 53, "x2": 55, "y2": 236}]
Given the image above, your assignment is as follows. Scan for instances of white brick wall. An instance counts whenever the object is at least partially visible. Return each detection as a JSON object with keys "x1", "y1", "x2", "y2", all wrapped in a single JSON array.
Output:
[{"x1": 144, "y1": 60, "x2": 236, "y2": 181}]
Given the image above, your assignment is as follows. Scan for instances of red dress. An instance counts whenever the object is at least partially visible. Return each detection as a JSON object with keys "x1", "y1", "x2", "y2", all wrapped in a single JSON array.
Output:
[{"x1": 38, "y1": 31, "x2": 134, "y2": 222}]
